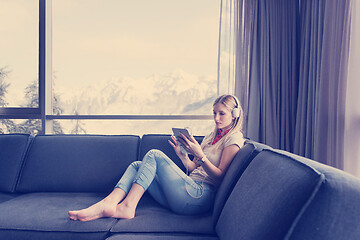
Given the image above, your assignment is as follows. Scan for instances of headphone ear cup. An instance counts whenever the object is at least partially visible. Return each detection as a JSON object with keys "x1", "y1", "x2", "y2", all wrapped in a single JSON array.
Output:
[
  {"x1": 232, "y1": 108, "x2": 240, "y2": 118},
  {"x1": 231, "y1": 95, "x2": 241, "y2": 118}
]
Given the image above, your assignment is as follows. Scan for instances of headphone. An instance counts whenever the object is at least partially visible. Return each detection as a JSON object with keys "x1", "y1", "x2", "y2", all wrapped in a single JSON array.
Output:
[{"x1": 231, "y1": 95, "x2": 241, "y2": 118}]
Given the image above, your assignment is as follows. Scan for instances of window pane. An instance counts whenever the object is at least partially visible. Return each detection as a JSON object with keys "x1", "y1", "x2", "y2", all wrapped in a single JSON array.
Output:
[
  {"x1": 53, "y1": 0, "x2": 220, "y2": 115},
  {"x1": 0, "y1": 0, "x2": 39, "y2": 107},
  {"x1": 55, "y1": 119, "x2": 214, "y2": 136},
  {"x1": 0, "y1": 119, "x2": 41, "y2": 135}
]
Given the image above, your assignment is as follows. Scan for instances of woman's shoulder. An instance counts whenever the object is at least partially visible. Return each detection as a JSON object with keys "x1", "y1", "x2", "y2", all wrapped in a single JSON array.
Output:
[
  {"x1": 227, "y1": 130, "x2": 244, "y2": 140},
  {"x1": 224, "y1": 131, "x2": 245, "y2": 148}
]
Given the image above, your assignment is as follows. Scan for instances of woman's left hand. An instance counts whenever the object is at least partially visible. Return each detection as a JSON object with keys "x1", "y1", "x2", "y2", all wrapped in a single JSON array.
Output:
[{"x1": 177, "y1": 133, "x2": 204, "y2": 159}]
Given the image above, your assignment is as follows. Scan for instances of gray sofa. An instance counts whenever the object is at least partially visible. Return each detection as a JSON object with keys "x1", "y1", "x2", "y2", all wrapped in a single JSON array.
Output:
[{"x1": 0, "y1": 133, "x2": 359, "y2": 240}]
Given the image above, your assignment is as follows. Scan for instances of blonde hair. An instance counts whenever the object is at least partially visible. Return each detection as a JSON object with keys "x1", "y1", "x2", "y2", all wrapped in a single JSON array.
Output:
[{"x1": 201, "y1": 94, "x2": 244, "y2": 148}]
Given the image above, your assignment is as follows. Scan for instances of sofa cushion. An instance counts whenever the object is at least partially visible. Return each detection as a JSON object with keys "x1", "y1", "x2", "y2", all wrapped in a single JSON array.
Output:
[
  {"x1": 0, "y1": 231, "x2": 107, "y2": 240},
  {"x1": 216, "y1": 149, "x2": 324, "y2": 240},
  {"x1": 0, "y1": 134, "x2": 31, "y2": 192},
  {"x1": 17, "y1": 135, "x2": 140, "y2": 193},
  {"x1": 273, "y1": 149, "x2": 360, "y2": 240},
  {"x1": 212, "y1": 140, "x2": 272, "y2": 227},
  {"x1": 110, "y1": 193, "x2": 215, "y2": 235},
  {"x1": 0, "y1": 192, "x2": 117, "y2": 240},
  {"x1": 107, "y1": 234, "x2": 219, "y2": 240},
  {"x1": 139, "y1": 134, "x2": 203, "y2": 172}
]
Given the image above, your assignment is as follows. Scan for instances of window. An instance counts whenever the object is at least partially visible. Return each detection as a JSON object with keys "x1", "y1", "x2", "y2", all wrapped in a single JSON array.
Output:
[
  {"x1": 0, "y1": 0, "x2": 41, "y2": 135},
  {"x1": 0, "y1": 0, "x2": 39, "y2": 108},
  {"x1": 1, "y1": 0, "x2": 221, "y2": 136}
]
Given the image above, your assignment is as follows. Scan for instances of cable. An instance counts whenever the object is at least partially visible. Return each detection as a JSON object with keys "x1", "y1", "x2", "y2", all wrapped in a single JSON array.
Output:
[{"x1": 181, "y1": 127, "x2": 206, "y2": 199}]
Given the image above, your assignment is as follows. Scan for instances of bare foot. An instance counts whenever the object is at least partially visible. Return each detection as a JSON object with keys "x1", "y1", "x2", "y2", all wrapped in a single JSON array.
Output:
[
  {"x1": 112, "y1": 202, "x2": 136, "y2": 219},
  {"x1": 68, "y1": 200, "x2": 117, "y2": 221}
]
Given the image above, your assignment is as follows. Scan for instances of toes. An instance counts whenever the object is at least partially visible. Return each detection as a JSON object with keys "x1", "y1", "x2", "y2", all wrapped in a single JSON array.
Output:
[
  {"x1": 68, "y1": 211, "x2": 79, "y2": 221},
  {"x1": 69, "y1": 213, "x2": 78, "y2": 221}
]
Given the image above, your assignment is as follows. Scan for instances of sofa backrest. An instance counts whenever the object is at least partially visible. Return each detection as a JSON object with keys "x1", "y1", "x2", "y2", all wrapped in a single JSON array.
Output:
[
  {"x1": 273, "y1": 149, "x2": 360, "y2": 240},
  {"x1": 0, "y1": 134, "x2": 31, "y2": 193},
  {"x1": 216, "y1": 149, "x2": 324, "y2": 240},
  {"x1": 212, "y1": 139, "x2": 272, "y2": 227},
  {"x1": 16, "y1": 135, "x2": 140, "y2": 193}
]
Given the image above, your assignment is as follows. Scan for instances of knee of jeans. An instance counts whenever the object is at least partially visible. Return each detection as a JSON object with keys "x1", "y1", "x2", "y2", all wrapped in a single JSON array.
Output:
[
  {"x1": 144, "y1": 149, "x2": 164, "y2": 160},
  {"x1": 130, "y1": 161, "x2": 141, "y2": 169},
  {"x1": 144, "y1": 149, "x2": 170, "y2": 169},
  {"x1": 146, "y1": 149, "x2": 162, "y2": 156}
]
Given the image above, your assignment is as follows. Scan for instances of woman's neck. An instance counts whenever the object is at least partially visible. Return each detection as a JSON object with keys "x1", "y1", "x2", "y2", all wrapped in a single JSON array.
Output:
[{"x1": 219, "y1": 125, "x2": 232, "y2": 134}]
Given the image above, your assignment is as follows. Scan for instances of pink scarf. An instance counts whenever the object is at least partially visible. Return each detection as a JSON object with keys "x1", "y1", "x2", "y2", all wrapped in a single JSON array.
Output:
[{"x1": 211, "y1": 128, "x2": 230, "y2": 145}]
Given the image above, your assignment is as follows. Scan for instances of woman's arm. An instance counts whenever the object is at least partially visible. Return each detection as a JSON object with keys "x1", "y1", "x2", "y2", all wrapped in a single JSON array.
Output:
[
  {"x1": 177, "y1": 134, "x2": 241, "y2": 180},
  {"x1": 168, "y1": 135, "x2": 197, "y2": 172},
  {"x1": 198, "y1": 144, "x2": 240, "y2": 181}
]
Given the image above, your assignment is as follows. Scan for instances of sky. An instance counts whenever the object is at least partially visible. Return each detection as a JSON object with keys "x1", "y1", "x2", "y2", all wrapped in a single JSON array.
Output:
[{"x1": 52, "y1": 0, "x2": 220, "y2": 90}]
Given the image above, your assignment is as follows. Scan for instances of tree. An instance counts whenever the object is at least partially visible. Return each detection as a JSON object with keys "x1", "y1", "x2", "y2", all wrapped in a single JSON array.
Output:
[
  {"x1": 1, "y1": 69, "x2": 64, "y2": 135},
  {"x1": 0, "y1": 67, "x2": 10, "y2": 107},
  {"x1": 15, "y1": 80, "x2": 41, "y2": 135},
  {"x1": 70, "y1": 110, "x2": 86, "y2": 134},
  {"x1": 17, "y1": 79, "x2": 64, "y2": 135},
  {"x1": 51, "y1": 82, "x2": 64, "y2": 135},
  {"x1": 0, "y1": 67, "x2": 15, "y2": 134}
]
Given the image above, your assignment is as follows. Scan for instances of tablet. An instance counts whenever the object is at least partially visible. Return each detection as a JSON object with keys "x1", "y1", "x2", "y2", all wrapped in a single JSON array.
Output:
[
  {"x1": 172, "y1": 128, "x2": 192, "y2": 154},
  {"x1": 172, "y1": 128, "x2": 192, "y2": 140}
]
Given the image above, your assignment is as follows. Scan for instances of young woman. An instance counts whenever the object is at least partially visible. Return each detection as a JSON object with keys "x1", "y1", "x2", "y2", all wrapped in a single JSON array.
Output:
[{"x1": 68, "y1": 94, "x2": 245, "y2": 221}]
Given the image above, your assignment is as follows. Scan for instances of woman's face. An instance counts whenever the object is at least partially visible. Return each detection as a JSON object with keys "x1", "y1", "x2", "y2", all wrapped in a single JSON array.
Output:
[{"x1": 213, "y1": 103, "x2": 234, "y2": 130}]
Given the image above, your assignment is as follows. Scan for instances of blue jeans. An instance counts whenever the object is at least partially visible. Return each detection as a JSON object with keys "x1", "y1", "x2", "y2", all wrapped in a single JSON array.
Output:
[{"x1": 115, "y1": 149, "x2": 216, "y2": 215}]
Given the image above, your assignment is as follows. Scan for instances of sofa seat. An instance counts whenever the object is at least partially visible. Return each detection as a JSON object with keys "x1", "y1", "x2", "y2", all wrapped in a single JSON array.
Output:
[
  {"x1": 0, "y1": 192, "x2": 116, "y2": 240},
  {"x1": 110, "y1": 193, "x2": 215, "y2": 236}
]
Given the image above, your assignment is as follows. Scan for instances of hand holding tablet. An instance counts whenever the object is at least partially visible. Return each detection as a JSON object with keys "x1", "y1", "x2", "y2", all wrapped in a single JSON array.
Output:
[{"x1": 171, "y1": 128, "x2": 192, "y2": 154}]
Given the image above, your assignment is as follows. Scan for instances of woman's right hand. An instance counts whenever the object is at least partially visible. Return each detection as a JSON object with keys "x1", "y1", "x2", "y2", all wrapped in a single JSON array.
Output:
[
  {"x1": 169, "y1": 135, "x2": 198, "y2": 172},
  {"x1": 168, "y1": 135, "x2": 187, "y2": 159}
]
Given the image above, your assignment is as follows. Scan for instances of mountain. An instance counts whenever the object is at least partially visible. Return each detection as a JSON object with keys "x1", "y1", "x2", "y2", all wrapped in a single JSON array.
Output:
[{"x1": 58, "y1": 69, "x2": 217, "y2": 115}]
